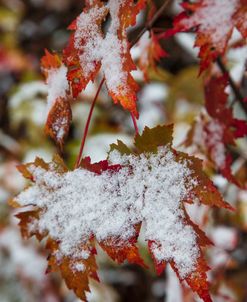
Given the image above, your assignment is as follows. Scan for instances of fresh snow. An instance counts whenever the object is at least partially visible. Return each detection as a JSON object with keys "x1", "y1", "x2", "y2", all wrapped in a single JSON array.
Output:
[
  {"x1": 51, "y1": 116, "x2": 68, "y2": 140},
  {"x1": 46, "y1": 64, "x2": 69, "y2": 113},
  {"x1": 181, "y1": 0, "x2": 238, "y2": 51},
  {"x1": 74, "y1": 0, "x2": 135, "y2": 95},
  {"x1": 84, "y1": 133, "x2": 132, "y2": 162},
  {"x1": 15, "y1": 147, "x2": 200, "y2": 279}
]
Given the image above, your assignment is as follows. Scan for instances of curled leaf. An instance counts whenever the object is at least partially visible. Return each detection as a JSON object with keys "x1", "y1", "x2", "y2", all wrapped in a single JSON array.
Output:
[{"x1": 41, "y1": 50, "x2": 71, "y2": 148}]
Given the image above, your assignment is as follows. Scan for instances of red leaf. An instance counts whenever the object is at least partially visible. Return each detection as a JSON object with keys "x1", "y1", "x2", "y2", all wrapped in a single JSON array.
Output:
[
  {"x1": 204, "y1": 74, "x2": 247, "y2": 186},
  {"x1": 166, "y1": 0, "x2": 247, "y2": 71},
  {"x1": 185, "y1": 75, "x2": 247, "y2": 188}
]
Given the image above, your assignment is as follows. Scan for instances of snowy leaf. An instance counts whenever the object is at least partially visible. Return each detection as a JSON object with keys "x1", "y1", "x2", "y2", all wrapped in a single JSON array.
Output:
[
  {"x1": 41, "y1": 50, "x2": 71, "y2": 148},
  {"x1": 204, "y1": 74, "x2": 247, "y2": 186},
  {"x1": 184, "y1": 75, "x2": 247, "y2": 187},
  {"x1": 166, "y1": 0, "x2": 247, "y2": 71},
  {"x1": 11, "y1": 125, "x2": 232, "y2": 302},
  {"x1": 63, "y1": 0, "x2": 146, "y2": 117},
  {"x1": 45, "y1": 97, "x2": 72, "y2": 149}
]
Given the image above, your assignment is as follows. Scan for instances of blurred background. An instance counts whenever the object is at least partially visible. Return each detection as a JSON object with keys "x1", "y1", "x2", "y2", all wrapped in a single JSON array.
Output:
[{"x1": 0, "y1": 0, "x2": 247, "y2": 301}]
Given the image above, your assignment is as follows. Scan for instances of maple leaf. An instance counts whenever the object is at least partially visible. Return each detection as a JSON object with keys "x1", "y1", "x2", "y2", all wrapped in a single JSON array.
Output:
[
  {"x1": 11, "y1": 125, "x2": 232, "y2": 302},
  {"x1": 165, "y1": 0, "x2": 247, "y2": 71},
  {"x1": 41, "y1": 49, "x2": 72, "y2": 148},
  {"x1": 204, "y1": 74, "x2": 247, "y2": 187},
  {"x1": 63, "y1": 0, "x2": 146, "y2": 117},
  {"x1": 184, "y1": 74, "x2": 247, "y2": 187}
]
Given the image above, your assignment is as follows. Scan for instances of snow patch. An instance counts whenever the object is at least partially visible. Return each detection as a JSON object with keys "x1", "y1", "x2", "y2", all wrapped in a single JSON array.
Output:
[
  {"x1": 15, "y1": 147, "x2": 199, "y2": 278},
  {"x1": 74, "y1": 0, "x2": 136, "y2": 96},
  {"x1": 181, "y1": 0, "x2": 238, "y2": 51},
  {"x1": 46, "y1": 64, "x2": 69, "y2": 113}
]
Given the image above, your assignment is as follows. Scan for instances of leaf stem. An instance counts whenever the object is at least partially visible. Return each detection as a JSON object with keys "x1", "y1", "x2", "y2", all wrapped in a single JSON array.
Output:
[
  {"x1": 216, "y1": 57, "x2": 247, "y2": 116},
  {"x1": 131, "y1": 113, "x2": 139, "y2": 135},
  {"x1": 75, "y1": 78, "x2": 105, "y2": 168},
  {"x1": 75, "y1": 0, "x2": 171, "y2": 166}
]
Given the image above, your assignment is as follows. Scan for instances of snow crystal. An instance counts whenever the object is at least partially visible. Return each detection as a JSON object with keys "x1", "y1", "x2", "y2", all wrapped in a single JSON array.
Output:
[
  {"x1": 74, "y1": 0, "x2": 133, "y2": 95},
  {"x1": 52, "y1": 117, "x2": 68, "y2": 140},
  {"x1": 72, "y1": 263, "x2": 85, "y2": 272},
  {"x1": 46, "y1": 64, "x2": 69, "y2": 113},
  {"x1": 15, "y1": 147, "x2": 199, "y2": 278},
  {"x1": 181, "y1": 0, "x2": 238, "y2": 51}
]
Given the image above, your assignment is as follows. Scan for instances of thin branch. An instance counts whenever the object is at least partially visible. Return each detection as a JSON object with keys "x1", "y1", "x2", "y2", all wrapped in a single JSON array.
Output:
[
  {"x1": 75, "y1": 78, "x2": 105, "y2": 168},
  {"x1": 130, "y1": 0, "x2": 171, "y2": 47},
  {"x1": 216, "y1": 57, "x2": 247, "y2": 116}
]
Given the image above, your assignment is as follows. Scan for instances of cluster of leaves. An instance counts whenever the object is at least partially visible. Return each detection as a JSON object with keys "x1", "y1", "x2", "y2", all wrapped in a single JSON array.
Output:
[
  {"x1": 41, "y1": 0, "x2": 146, "y2": 146},
  {"x1": 165, "y1": 0, "x2": 247, "y2": 188},
  {"x1": 41, "y1": 0, "x2": 170, "y2": 147},
  {"x1": 10, "y1": 0, "x2": 247, "y2": 302}
]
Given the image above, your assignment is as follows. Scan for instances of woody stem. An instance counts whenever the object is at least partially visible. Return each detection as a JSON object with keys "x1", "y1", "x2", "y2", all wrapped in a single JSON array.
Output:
[
  {"x1": 131, "y1": 0, "x2": 171, "y2": 47},
  {"x1": 216, "y1": 57, "x2": 247, "y2": 116}
]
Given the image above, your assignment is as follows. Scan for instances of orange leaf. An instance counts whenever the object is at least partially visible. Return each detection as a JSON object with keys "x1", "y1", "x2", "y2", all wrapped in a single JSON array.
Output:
[
  {"x1": 41, "y1": 50, "x2": 71, "y2": 148},
  {"x1": 63, "y1": 0, "x2": 146, "y2": 117}
]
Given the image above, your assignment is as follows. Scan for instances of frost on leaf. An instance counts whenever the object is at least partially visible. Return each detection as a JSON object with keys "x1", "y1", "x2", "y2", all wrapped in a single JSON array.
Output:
[
  {"x1": 41, "y1": 49, "x2": 71, "y2": 148},
  {"x1": 166, "y1": 0, "x2": 247, "y2": 71},
  {"x1": 63, "y1": 0, "x2": 146, "y2": 117},
  {"x1": 185, "y1": 74, "x2": 247, "y2": 187},
  {"x1": 11, "y1": 125, "x2": 232, "y2": 302}
]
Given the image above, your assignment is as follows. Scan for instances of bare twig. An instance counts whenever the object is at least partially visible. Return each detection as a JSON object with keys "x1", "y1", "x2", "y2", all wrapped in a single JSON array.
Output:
[
  {"x1": 130, "y1": 0, "x2": 171, "y2": 47},
  {"x1": 216, "y1": 57, "x2": 247, "y2": 116}
]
